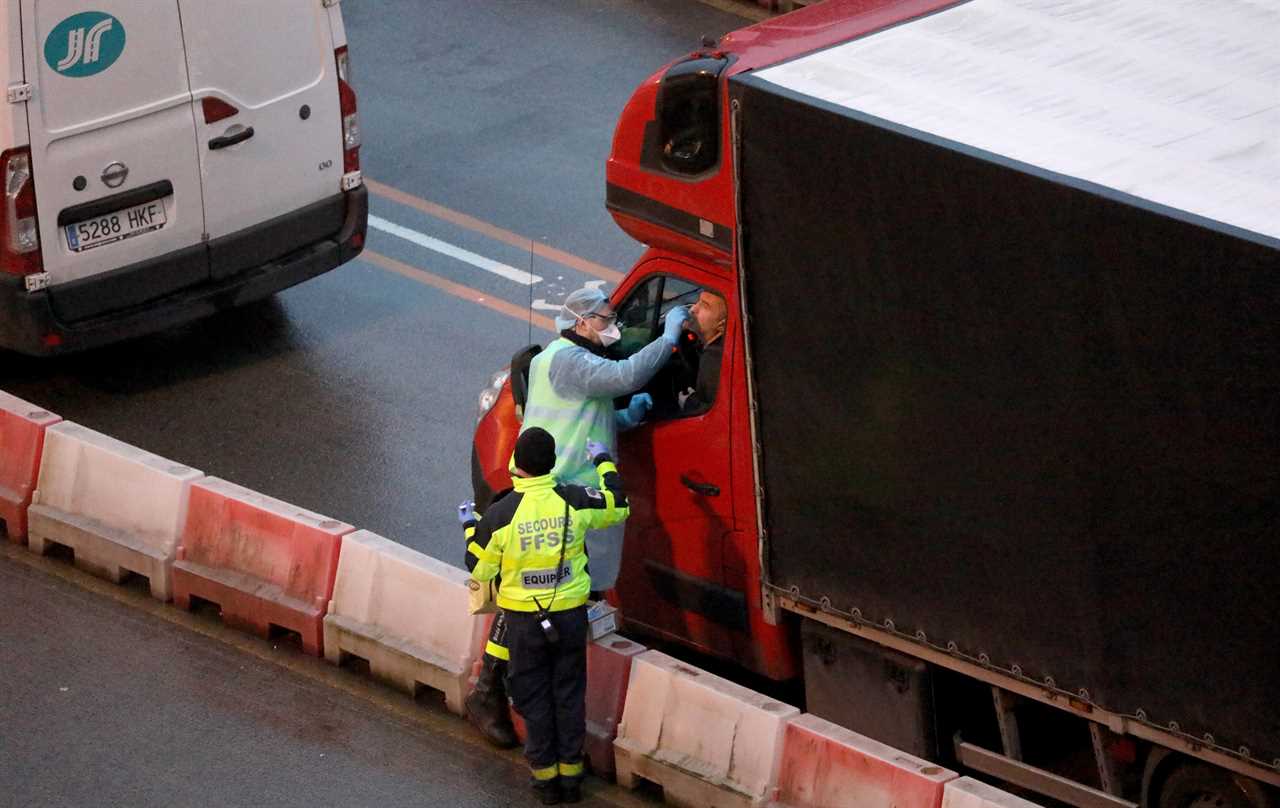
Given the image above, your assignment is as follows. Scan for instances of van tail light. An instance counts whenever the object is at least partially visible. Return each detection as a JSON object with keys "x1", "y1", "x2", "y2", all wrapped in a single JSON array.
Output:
[
  {"x1": 335, "y1": 46, "x2": 361, "y2": 175},
  {"x1": 0, "y1": 147, "x2": 43, "y2": 278}
]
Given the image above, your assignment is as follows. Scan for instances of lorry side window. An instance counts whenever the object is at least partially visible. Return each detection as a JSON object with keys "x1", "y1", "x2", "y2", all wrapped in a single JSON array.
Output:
[{"x1": 611, "y1": 274, "x2": 715, "y2": 419}]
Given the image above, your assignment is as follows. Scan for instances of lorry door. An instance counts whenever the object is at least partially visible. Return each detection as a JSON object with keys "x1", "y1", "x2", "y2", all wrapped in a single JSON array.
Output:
[
  {"x1": 613, "y1": 258, "x2": 741, "y2": 660},
  {"x1": 22, "y1": 2, "x2": 208, "y2": 312},
  {"x1": 177, "y1": 0, "x2": 344, "y2": 279}
]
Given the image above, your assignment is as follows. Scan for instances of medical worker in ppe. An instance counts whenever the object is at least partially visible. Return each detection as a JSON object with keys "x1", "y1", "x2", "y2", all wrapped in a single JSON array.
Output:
[
  {"x1": 523, "y1": 284, "x2": 689, "y2": 588},
  {"x1": 462, "y1": 284, "x2": 688, "y2": 749}
]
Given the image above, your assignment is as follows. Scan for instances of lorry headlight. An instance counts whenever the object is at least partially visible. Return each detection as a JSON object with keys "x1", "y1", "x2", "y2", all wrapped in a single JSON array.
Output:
[{"x1": 477, "y1": 368, "x2": 510, "y2": 422}]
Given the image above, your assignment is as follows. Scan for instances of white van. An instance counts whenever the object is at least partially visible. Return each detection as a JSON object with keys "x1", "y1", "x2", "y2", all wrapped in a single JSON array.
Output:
[{"x1": 0, "y1": 0, "x2": 366, "y2": 355}]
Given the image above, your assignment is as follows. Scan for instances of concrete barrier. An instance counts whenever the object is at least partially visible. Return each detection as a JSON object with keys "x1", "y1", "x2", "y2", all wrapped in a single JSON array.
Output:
[
  {"x1": 585, "y1": 633, "x2": 646, "y2": 779},
  {"x1": 172, "y1": 478, "x2": 353, "y2": 656},
  {"x1": 322, "y1": 530, "x2": 487, "y2": 714},
  {"x1": 614, "y1": 649, "x2": 800, "y2": 807},
  {"x1": 943, "y1": 777, "x2": 1044, "y2": 808},
  {"x1": 27, "y1": 422, "x2": 203, "y2": 600},
  {"x1": 0, "y1": 391, "x2": 61, "y2": 544},
  {"x1": 769, "y1": 713, "x2": 957, "y2": 808}
]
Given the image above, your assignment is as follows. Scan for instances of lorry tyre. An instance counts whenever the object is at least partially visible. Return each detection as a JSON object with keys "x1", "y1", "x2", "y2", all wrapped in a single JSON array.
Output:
[{"x1": 1155, "y1": 761, "x2": 1270, "y2": 808}]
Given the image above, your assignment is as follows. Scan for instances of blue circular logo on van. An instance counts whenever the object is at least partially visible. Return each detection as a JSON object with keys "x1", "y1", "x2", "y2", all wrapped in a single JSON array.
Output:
[{"x1": 44, "y1": 12, "x2": 126, "y2": 78}]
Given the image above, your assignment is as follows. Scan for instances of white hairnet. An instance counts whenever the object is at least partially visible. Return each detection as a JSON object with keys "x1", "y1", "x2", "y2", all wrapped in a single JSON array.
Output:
[{"x1": 555, "y1": 286, "x2": 609, "y2": 332}]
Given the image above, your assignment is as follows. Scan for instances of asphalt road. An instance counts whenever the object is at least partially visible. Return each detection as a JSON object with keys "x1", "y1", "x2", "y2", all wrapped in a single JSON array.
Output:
[
  {"x1": 0, "y1": 0, "x2": 748, "y2": 567},
  {"x1": 0, "y1": 546, "x2": 655, "y2": 808}
]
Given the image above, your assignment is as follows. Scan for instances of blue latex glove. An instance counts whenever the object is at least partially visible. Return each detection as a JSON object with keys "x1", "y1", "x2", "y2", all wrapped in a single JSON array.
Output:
[
  {"x1": 585, "y1": 440, "x2": 610, "y2": 464},
  {"x1": 615, "y1": 392, "x2": 652, "y2": 431},
  {"x1": 662, "y1": 306, "x2": 690, "y2": 345},
  {"x1": 457, "y1": 500, "x2": 476, "y2": 524}
]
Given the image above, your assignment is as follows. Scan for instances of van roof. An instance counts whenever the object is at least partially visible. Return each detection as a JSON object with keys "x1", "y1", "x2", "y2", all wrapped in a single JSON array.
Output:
[{"x1": 751, "y1": 0, "x2": 1280, "y2": 244}]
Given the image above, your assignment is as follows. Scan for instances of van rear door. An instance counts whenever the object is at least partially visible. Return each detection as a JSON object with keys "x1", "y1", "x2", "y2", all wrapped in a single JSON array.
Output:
[
  {"x1": 178, "y1": 0, "x2": 344, "y2": 280},
  {"x1": 22, "y1": 1, "x2": 207, "y2": 312}
]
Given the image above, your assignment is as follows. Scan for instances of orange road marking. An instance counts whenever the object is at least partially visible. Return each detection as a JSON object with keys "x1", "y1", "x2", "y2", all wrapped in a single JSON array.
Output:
[
  {"x1": 365, "y1": 179, "x2": 625, "y2": 284},
  {"x1": 362, "y1": 249, "x2": 557, "y2": 333}
]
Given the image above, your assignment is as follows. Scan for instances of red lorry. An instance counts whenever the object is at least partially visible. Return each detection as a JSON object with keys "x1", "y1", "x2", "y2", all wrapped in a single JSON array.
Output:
[{"x1": 473, "y1": 2, "x2": 1280, "y2": 807}]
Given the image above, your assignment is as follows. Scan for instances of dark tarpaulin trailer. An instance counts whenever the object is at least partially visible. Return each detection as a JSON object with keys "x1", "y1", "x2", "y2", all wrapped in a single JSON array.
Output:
[{"x1": 730, "y1": 71, "x2": 1280, "y2": 766}]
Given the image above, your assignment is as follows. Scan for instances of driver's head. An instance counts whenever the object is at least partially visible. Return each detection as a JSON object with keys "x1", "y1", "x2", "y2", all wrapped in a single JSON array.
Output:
[
  {"x1": 689, "y1": 290, "x2": 727, "y2": 345},
  {"x1": 557, "y1": 286, "x2": 618, "y2": 347}
]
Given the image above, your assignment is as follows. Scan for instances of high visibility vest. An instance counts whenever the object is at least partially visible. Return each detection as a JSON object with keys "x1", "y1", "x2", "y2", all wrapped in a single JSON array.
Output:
[
  {"x1": 519, "y1": 337, "x2": 615, "y2": 487},
  {"x1": 470, "y1": 466, "x2": 629, "y2": 612}
]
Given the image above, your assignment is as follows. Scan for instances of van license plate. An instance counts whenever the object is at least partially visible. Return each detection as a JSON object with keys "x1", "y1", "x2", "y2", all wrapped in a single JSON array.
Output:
[{"x1": 65, "y1": 200, "x2": 167, "y2": 253}]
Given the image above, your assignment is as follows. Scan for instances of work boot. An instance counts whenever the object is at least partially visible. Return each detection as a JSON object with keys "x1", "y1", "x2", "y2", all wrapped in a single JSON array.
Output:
[
  {"x1": 531, "y1": 777, "x2": 562, "y2": 805},
  {"x1": 464, "y1": 654, "x2": 518, "y2": 748},
  {"x1": 560, "y1": 776, "x2": 583, "y2": 804}
]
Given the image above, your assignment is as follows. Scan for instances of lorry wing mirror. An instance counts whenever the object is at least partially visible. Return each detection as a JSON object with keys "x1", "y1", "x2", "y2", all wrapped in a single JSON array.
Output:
[{"x1": 657, "y1": 56, "x2": 728, "y2": 177}]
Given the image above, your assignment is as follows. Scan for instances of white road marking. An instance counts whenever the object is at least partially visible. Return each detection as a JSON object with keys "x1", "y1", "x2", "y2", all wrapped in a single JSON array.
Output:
[{"x1": 367, "y1": 214, "x2": 543, "y2": 286}]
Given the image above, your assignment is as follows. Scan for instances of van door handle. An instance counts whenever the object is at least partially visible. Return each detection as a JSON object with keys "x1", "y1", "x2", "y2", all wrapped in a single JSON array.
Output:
[
  {"x1": 680, "y1": 474, "x2": 720, "y2": 497},
  {"x1": 209, "y1": 127, "x2": 255, "y2": 150}
]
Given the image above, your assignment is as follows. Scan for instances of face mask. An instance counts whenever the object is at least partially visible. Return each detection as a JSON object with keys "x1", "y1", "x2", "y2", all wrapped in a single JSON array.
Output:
[
  {"x1": 597, "y1": 323, "x2": 621, "y2": 347},
  {"x1": 575, "y1": 310, "x2": 620, "y2": 347}
]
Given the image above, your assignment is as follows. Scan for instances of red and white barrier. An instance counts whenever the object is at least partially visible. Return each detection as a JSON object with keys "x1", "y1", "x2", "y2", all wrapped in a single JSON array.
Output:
[
  {"x1": 323, "y1": 529, "x2": 487, "y2": 714},
  {"x1": 172, "y1": 478, "x2": 352, "y2": 656},
  {"x1": 769, "y1": 713, "x2": 957, "y2": 808},
  {"x1": 585, "y1": 633, "x2": 646, "y2": 778},
  {"x1": 943, "y1": 777, "x2": 1045, "y2": 808},
  {"x1": 614, "y1": 649, "x2": 800, "y2": 807},
  {"x1": 0, "y1": 391, "x2": 60, "y2": 544},
  {"x1": 27, "y1": 422, "x2": 203, "y2": 600}
]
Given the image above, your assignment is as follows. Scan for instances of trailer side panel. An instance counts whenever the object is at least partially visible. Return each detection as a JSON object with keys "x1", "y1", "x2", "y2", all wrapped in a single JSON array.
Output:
[{"x1": 731, "y1": 73, "x2": 1280, "y2": 765}]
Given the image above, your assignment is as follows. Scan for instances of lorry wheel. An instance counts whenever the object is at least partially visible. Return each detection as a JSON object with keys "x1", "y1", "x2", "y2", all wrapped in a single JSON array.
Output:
[{"x1": 1156, "y1": 762, "x2": 1270, "y2": 808}]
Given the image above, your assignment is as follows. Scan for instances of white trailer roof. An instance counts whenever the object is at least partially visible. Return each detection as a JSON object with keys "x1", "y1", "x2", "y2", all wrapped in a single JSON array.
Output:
[{"x1": 753, "y1": 0, "x2": 1280, "y2": 243}]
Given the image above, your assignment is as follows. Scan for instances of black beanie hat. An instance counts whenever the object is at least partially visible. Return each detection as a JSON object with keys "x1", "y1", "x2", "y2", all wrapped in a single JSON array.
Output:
[{"x1": 514, "y1": 427, "x2": 556, "y2": 476}]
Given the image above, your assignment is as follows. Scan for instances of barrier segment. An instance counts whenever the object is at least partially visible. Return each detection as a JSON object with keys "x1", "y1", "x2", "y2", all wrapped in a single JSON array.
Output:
[
  {"x1": 0, "y1": 391, "x2": 61, "y2": 544},
  {"x1": 322, "y1": 530, "x2": 487, "y2": 714},
  {"x1": 614, "y1": 649, "x2": 800, "y2": 807},
  {"x1": 27, "y1": 422, "x2": 203, "y2": 601},
  {"x1": 943, "y1": 777, "x2": 1045, "y2": 808},
  {"x1": 172, "y1": 478, "x2": 352, "y2": 656},
  {"x1": 769, "y1": 713, "x2": 957, "y2": 808},
  {"x1": 584, "y1": 633, "x2": 646, "y2": 778}
]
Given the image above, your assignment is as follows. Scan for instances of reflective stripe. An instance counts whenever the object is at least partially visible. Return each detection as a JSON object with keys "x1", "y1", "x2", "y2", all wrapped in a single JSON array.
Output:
[
  {"x1": 485, "y1": 640, "x2": 510, "y2": 660},
  {"x1": 558, "y1": 761, "x2": 584, "y2": 777},
  {"x1": 466, "y1": 540, "x2": 485, "y2": 559},
  {"x1": 464, "y1": 525, "x2": 475, "y2": 540},
  {"x1": 531, "y1": 764, "x2": 559, "y2": 781}
]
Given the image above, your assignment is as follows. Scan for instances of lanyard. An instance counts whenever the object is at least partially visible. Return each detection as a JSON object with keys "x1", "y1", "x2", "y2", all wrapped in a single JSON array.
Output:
[{"x1": 531, "y1": 497, "x2": 571, "y2": 616}]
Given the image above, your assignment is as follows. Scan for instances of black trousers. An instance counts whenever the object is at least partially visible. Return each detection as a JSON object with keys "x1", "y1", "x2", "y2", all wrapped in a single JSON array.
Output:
[{"x1": 504, "y1": 606, "x2": 589, "y2": 773}]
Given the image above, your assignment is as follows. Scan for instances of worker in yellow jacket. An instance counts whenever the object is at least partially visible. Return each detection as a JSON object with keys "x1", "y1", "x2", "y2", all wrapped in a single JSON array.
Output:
[{"x1": 467, "y1": 427, "x2": 629, "y2": 804}]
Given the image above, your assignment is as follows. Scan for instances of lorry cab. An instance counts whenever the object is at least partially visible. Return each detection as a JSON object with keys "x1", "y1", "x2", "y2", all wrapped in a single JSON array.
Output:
[
  {"x1": 0, "y1": 0, "x2": 367, "y2": 355},
  {"x1": 472, "y1": 245, "x2": 796, "y2": 680}
]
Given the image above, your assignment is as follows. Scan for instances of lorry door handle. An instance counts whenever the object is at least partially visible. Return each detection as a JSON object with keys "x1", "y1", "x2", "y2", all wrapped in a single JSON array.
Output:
[
  {"x1": 209, "y1": 127, "x2": 255, "y2": 150},
  {"x1": 680, "y1": 474, "x2": 720, "y2": 497}
]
